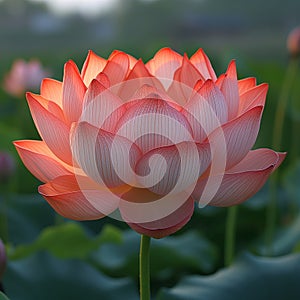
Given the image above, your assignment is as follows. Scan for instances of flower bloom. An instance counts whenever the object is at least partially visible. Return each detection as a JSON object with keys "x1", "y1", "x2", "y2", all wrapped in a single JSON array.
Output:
[
  {"x1": 3, "y1": 59, "x2": 49, "y2": 97},
  {"x1": 287, "y1": 26, "x2": 300, "y2": 57},
  {"x1": 14, "y1": 48, "x2": 285, "y2": 238}
]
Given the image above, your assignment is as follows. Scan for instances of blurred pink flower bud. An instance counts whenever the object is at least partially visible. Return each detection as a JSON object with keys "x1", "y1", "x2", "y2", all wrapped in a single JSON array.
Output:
[
  {"x1": 3, "y1": 59, "x2": 50, "y2": 97},
  {"x1": 287, "y1": 26, "x2": 300, "y2": 57},
  {"x1": 0, "y1": 152, "x2": 15, "y2": 183},
  {"x1": 0, "y1": 239, "x2": 6, "y2": 281}
]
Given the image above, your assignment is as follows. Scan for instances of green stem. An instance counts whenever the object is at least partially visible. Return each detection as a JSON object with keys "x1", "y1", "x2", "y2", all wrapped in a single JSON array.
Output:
[
  {"x1": 139, "y1": 234, "x2": 151, "y2": 300},
  {"x1": 224, "y1": 205, "x2": 238, "y2": 267},
  {"x1": 265, "y1": 57, "x2": 299, "y2": 255},
  {"x1": 272, "y1": 58, "x2": 298, "y2": 151}
]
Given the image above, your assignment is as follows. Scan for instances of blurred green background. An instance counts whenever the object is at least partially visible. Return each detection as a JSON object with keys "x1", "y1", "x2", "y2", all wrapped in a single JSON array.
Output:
[{"x1": 1, "y1": 0, "x2": 300, "y2": 299}]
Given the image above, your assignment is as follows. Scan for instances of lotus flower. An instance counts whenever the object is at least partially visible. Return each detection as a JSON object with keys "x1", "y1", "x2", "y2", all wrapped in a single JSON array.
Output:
[
  {"x1": 14, "y1": 48, "x2": 285, "y2": 238},
  {"x1": 287, "y1": 26, "x2": 300, "y2": 57},
  {"x1": 4, "y1": 59, "x2": 49, "y2": 97}
]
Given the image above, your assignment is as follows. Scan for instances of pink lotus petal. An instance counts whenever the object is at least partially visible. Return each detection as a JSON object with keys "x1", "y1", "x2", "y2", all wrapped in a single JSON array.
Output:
[
  {"x1": 168, "y1": 55, "x2": 204, "y2": 104},
  {"x1": 62, "y1": 60, "x2": 87, "y2": 123},
  {"x1": 136, "y1": 141, "x2": 210, "y2": 195},
  {"x1": 238, "y1": 77, "x2": 257, "y2": 95},
  {"x1": 102, "y1": 51, "x2": 129, "y2": 86},
  {"x1": 238, "y1": 83, "x2": 268, "y2": 114},
  {"x1": 207, "y1": 106, "x2": 263, "y2": 170},
  {"x1": 118, "y1": 59, "x2": 165, "y2": 101},
  {"x1": 28, "y1": 92, "x2": 65, "y2": 121},
  {"x1": 121, "y1": 189, "x2": 194, "y2": 238},
  {"x1": 26, "y1": 93, "x2": 73, "y2": 165},
  {"x1": 182, "y1": 80, "x2": 228, "y2": 142},
  {"x1": 228, "y1": 148, "x2": 286, "y2": 173},
  {"x1": 190, "y1": 48, "x2": 217, "y2": 81},
  {"x1": 146, "y1": 47, "x2": 183, "y2": 89},
  {"x1": 95, "y1": 72, "x2": 110, "y2": 88},
  {"x1": 80, "y1": 79, "x2": 125, "y2": 131},
  {"x1": 14, "y1": 140, "x2": 71, "y2": 183},
  {"x1": 70, "y1": 122, "x2": 142, "y2": 188},
  {"x1": 40, "y1": 78, "x2": 63, "y2": 108},
  {"x1": 220, "y1": 60, "x2": 239, "y2": 120},
  {"x1": 114, "y1": 97, "x2": 193, "y2": 153},
  {"x1": 38, "y1": 175, "x2": 109, "y2": 220},
  {"x1": 81, "y1": 50, "x2": 106, "y2": 87},
  {"x1": 193, "y1": 149, "x2": 285, "y2": 207},
  {"x1": 109, "y1": 49, "x2": 138, "y2": 70}
]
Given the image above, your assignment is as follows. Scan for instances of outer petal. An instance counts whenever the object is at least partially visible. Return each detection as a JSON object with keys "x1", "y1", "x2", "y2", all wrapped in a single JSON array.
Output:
[
  {"x1": 206, "y1": 106, "x2": 263, "y2": 170},
  {"x1": 80, "y1": 79, "x2": 125, "y2": 131},
  {"x1": 40, "y1": 78, "x2": 63, "y2": 108},
  {"x1": 220, "y1": 60, "x2": 239, "y2": 120},
  {"x1": 27, "y1": 92, "x2": 65, "y2": 122},
  {"x1": 182, "y1": 80, "x2": 228, "y2": 142},
  {"x1": 193, "y1": 149, "x2": 286, "y2": 206},
  {"x1": 135, "y1": 142, "x2": 211, "y2": 195},
  {"x1": 146, "y1": 48, "x2": 183, "y2": 89},
  {"x1": 38, "y1": 175, "x2": 110, "y2": 220},
  {"x1": 238, "y1": 83, "x2": 268, "y2": 114},
  {"x1": 26, "y1": 93, "x2": 73, "y2": 165},
  {"x1": 114, "y1": 97, "x2": 193, "y2": 154},
  {"x1": 70, "y1": 122, "x2": 142, "y2": 188},
  {"x1": 81, "y1": 50, "x2": 107, "y2": 86},
  {"x1": 119, "y1": 188, "x2": 194, "y2": 238},
  {"x1": 190, "y1": 48, "x2": 217, "y2": 81},
  {"x1": 62, "y1": 60, "x2": 87, "y2": 123},
  {"x1": 14, "y1": 140, "x2": 72, "y2": 183},
  {"x1": 238, "y1": 77, "x2": 257, "y2": 95}
]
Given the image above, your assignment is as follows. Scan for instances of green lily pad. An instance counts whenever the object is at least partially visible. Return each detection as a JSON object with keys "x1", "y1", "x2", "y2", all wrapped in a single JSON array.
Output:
[
  {"x1": 157, "y1": 253, "x2": 300, "y2": 300},
  {"x1": 92, "y1": 229, "x2": 217, "y2": 279},
  {"x1": 0, "y1": 292, "x2": 10, "y2": 300},
  {"x1": 8, "y1": 222, "x2": 122, "y2": 260},
  {"x1": 3, "y1": 252, "x2": 138, "y2": 300}
]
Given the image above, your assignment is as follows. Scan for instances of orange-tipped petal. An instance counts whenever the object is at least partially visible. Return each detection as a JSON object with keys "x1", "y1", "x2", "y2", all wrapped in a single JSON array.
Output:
[
  {"x1": 207, "y1": 106, "x2": 263, "y2": 170},
  {"x1": 238, "y1": 77, "x2": 257, "y2": 95},
  {"x1": 14, "y1": 140, "x2": 71, "y2": 183},
  {"x1": 27, "y1": 92, "x2": 65, "y2": 121},
  {"x1": 70, "y1": 122, "x2": 142, "y2": 188},
  {"x1": 193, "y1": 149, "x2": 286, "y2": 206},
  {"x1": 40, "y1": 78, "x2": 63, "y2": 108},
  {"x1": 26, "y1": 93, "x2": 73, "y2": 165},
  {"x1": 118, "y1": 59, "x2": 165, "y2": 101},
  {"x1": 109, "y1": 49, "x2": 138, "y2": 70},
  {"x1": 102, "y1": 51, "x2": 129, "y2": 86},
  {"x1": 168, "y1": 54, "x2": 204, "y2": 104},
  {"x1": 182, "y1": 80, "x2": 228, "y2": 142},
  {"x1": 146, "y1": 47, "x2": 183, "y2": 89},
  {"x1": 62, "y1": 60, "x2": 87, "y2": 123},
  {"x1": 114, "y1": 97, "x2": 193, "y2": 154},
  {"x1": 38, "y1": 175, "x2": 106, "y2": 220},
  {"x1": 220, "y1": 60, "x2": 239, "y2": 120},
  {"x1": 238, "y1": 83, "x2": 268, "y2": 114},
  {"x1": 81, "y1": 50, "x2": 107, "y2": 86},
  {"x1": 190, "y1": 48, "x2": 217, "y2": 81}
]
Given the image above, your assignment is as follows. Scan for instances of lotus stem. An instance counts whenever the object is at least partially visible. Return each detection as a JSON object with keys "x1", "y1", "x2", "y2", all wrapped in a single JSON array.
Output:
[
  {"x1": 139, "y1": 234, "x2": 151, "y2": 300},
  {"x1": 224, "y1": 205, "x2": 238, "y2": 266}
]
